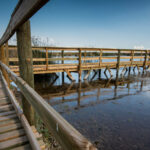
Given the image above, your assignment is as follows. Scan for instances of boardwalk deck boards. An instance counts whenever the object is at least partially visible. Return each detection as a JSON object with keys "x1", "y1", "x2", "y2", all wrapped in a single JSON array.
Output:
[{"x1": 0, "y1": 75, "x2": 45, "y2": 150}]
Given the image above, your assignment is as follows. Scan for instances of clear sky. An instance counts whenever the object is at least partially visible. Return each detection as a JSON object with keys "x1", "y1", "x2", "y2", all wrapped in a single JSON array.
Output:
[{"x1": 0, "y1": 0, "x2": 150, "y2": 49}]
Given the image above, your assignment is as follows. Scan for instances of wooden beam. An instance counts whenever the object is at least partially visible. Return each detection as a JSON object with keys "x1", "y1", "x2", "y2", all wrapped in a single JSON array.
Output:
[
  {"x1": 0, "y1": 0, "x2": 49, "y2": 46},
  {"x1": 16, "y1": 20, "x2": 34, "y2": 125},
  {"x1": 78, "y1": 49, "x2": 82, "y2": 81},
  {"x1": 46, "y1": 48, "x2": 48, "y2": 70},
  {"x1": 62, "y1": 50, "x2": 64, "y2": 84},
  {"x1": 116, "y1": 50, "x2": 121, "y2": 78},
  {"x1": 65, "y1": 70, "x2": 75, "y2": 82},
  {"x1": 99, "y1": 49, "x2": 102, "y2": 67},
  {"x1": 0, "y1": 45, "x2": 9, "y2": 84},
  {"x1": 84, "y1": 70, "x2": 92, "y2": 80}
]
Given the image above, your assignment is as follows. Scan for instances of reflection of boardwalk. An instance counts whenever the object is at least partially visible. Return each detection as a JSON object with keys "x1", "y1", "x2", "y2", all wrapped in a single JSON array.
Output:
[
  {"x1": 0, "y1": 74, "x2": 44, "y2": 149},
  {"x1": 36, "y1": 75, "x2": 145, "y2": 109}
]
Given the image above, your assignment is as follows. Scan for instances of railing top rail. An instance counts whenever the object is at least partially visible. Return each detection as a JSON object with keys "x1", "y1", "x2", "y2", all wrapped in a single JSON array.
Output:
[
  {"x1": 8, "y1": 45, "x2": 150, "y2": 52},
  {"x1": 0, "y1": 0, "x2": 49, "y2": 46}
]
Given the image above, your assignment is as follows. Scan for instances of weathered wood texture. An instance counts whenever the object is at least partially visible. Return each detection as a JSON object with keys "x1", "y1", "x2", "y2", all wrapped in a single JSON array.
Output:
[
  {"x1": 0, "y1": 0, "x2": 49, "y2": 46},
  {"x1": 0, "y1": 62, "x2": 97, "y2": 150},
  {"x1": 0, "y1": 72, "x2": 43, "y2": 150},
  {"x1": 16, "y1": 20, "x2": 34, "y2": 125}
]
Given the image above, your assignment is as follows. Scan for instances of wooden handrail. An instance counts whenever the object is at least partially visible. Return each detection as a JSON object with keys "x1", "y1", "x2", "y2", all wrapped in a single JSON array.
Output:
[
  {"x1": 0, "y1": 0, "x2": 49, "y2": 46},
  {"x1": 8, "y1": 45, "x2": 150, "y2": 52},
  {"x1": 0, "y1": 61, "x2": 97, "y2": 150}
]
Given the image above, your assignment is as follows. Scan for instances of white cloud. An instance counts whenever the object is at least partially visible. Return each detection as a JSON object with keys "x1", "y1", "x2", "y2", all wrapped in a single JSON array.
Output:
[{"x1": 134, "y1": 45, "x2": 145, "y2": 50}]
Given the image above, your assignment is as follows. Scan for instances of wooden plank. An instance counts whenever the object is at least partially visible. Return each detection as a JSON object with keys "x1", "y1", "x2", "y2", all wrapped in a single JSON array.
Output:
[
  {"x1": 0, "y1": 0, "x2": 49, "y2": 46},
  {"x1": 0, "y1": 123, "x2": 22, "y2": 134},
  {"x1": 116, "y1": 50, "x2": 121, "y2": 79},
  {"x1": 0, "y1": 135, "x2": 28, "y2": 149},
  {"x1": 0, "y1": 98, "x2": 11, "y2": 106},
  {"x1": 99, "y1": 50, "x2": 102, "y2": 67},
  {"x1": 46, "y1": 48, "x2": 48, "y2": 70},
  {"x1": 0, "y1": 129, "x2": 25, "y2": 142},
  {"x1": 0, "y1": 118, "x2": 20, "y2": 128},
  {"x1": 0, "y1": 104, "x2": 13, "y2": 112},
  {"x1": 0, "y1": 110, "x2": 16, "y2": 117},
  {"x1": 78, "y1": 48, "x2": 82, "y2": 81},
  {"x1": 0, "y1": 114, "x2": 17, "y2": 122},
  {"x1": 11, "y1": 144, "x2": 31, "y2": 150}
]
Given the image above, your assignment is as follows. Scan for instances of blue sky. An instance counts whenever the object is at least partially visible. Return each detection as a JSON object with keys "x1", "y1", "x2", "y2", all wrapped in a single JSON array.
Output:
[{"x1": 0, "y1": 0, "x2": 150, "y2": 48}]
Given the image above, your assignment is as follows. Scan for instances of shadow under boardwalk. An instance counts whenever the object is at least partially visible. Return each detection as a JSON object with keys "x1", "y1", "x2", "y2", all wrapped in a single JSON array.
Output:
[{"x1": 0, "y1": 76, "x2": 44, "y2": 150}]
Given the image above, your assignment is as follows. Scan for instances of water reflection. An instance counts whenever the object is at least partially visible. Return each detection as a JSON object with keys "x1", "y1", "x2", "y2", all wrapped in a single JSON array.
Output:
[{"x1": 35, "y1": 71, "x2": 150, "y2": 150}]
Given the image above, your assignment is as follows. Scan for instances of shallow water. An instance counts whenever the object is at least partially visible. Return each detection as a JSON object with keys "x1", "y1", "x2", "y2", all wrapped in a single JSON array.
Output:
[{"x1": 35, "y1": 69, "x2": 150, "y2": 150}]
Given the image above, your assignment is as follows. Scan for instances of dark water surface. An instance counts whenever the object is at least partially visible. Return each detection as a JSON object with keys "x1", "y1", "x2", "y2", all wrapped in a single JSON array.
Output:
[{"x1": 35, "y1": 70, "x2": 150, "y2": 150}]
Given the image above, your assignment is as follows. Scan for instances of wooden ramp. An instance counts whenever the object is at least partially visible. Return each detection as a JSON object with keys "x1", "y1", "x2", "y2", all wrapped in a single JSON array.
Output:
[{"x1": 0, "y1": 75, "x2": 45, "y2": 150}]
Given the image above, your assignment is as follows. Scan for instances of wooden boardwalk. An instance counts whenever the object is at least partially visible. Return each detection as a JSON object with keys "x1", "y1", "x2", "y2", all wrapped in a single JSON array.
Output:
[
  {"x1": 8, "y1": 46, "x2": 150, "y2": 81},
  {"x1": 0, "y1": 0, "x2": 149, "y2": 149},
  {"x1": 0, "y1": 74, "x2": 45, "y2": 150}
]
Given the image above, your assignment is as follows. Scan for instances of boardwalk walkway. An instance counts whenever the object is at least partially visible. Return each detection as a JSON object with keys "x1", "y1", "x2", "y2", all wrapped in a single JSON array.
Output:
[{"x1": 0, "y1": 74, "x2": 44, "y2": 150}]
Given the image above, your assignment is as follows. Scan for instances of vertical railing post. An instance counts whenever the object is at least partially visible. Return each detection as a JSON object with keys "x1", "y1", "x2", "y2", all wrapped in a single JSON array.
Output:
[
  {"x1": 78, "y1": 48, "x2": 82, "y2": 81},
  {"x1": 99, "y1": 49, "x2": 102, "y2": 67},
  {"x1": 0, "y1": 44, "x2": 10, "y2": 86},
  {"x1": 99, "y1": 49, "x2": 102, "y2": 79},
  {"x1": 84, "y1": 50, "x2": 86, "y2": 63},
  {"x1": 5, "y1": 42, "x2": 10, "y2": 87},
  {"x1": 46, "y1": 47, "x2": 48, "y2": 70},
  {"x1": 129, "y1": 50, "x2": 134, "y2": 73},
  {"x1": 16, "y1": 20, "x2": 34, "y2": 125},
  {"x1": 0, "y1": 45, "x2": 5, "y2": 75},
  {"x1": 143, "y1": 50, "x2": 148, "y2": 71},
  {"x1": 61, "y1": 50, "x2": 64, "y2": 84},
  {"x1": 116, "y1": 50, "x2": 121, "y2": 79}
]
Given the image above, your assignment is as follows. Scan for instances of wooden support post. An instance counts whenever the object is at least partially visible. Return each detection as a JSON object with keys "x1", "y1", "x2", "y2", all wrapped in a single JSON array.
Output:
[
  {"x1": 129, "y1": 50, "x2": 134, "y2": 73},
  {"x1": 143, "y1": 50, "x2": 148, "y2": 71},
  {"x1": 107, "y1": 66, "x2": 113, "y2": 77},
  {"x1": 5, "y1": 42, "x2": 10, "y2": 87},
  {"x1": 16, "y1": 20, "x2": 34, "y2": 125},
  {"x1": 0, "y1": 44, "x2": 9, "y2": 85},
  {"x1": 65, "y1": 69, "x2": 75, "y2": 82},
  {"x1": 46, "y1": 48, "x2": 48, "y2": 70},
  {"x1": 104, "y1": 67, "x2": 108, "y2": 79},
  {"x1": 91, "y1": 70, "x2": 97, "y2": 81},
  {"x1": 78, "y1": 49, "x2": 82, "y2": 81},
  {"x1": 116, "y1": 50, "x2": 120, "y2": 85},
  {"x1": 121, "y1": 65, "x2": 127, "y2": 76},
  {"x1": 61, "y1": 50, "x2": 64, "y2": 84},
  {"x1": 84, "y1": 70, "x2": 91, "y2": 80},
  {"x1": 116, "y1": 50, "x2": 121, "y2": 78},
  {"x1": 84, "y1": 50, "x2": 86, "y2": 63},
  {"x1": 99, "y1": 49, "x2": 102, "y2": 67}
]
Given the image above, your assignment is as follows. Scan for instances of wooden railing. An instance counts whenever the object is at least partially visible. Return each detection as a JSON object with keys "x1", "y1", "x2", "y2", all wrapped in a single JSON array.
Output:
[
  {"x1": 0, "y1": 61, "x2": 96, "y2": 150},
  {"x1": 0, "y1": 0, "x2": 149, "y2": 149},
  {"x1": 8, "y1": 45, "x2": 150, "y2": 76},
  {"x1": 0, "y1": 0, "x2": 97, "y2": 149}
]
